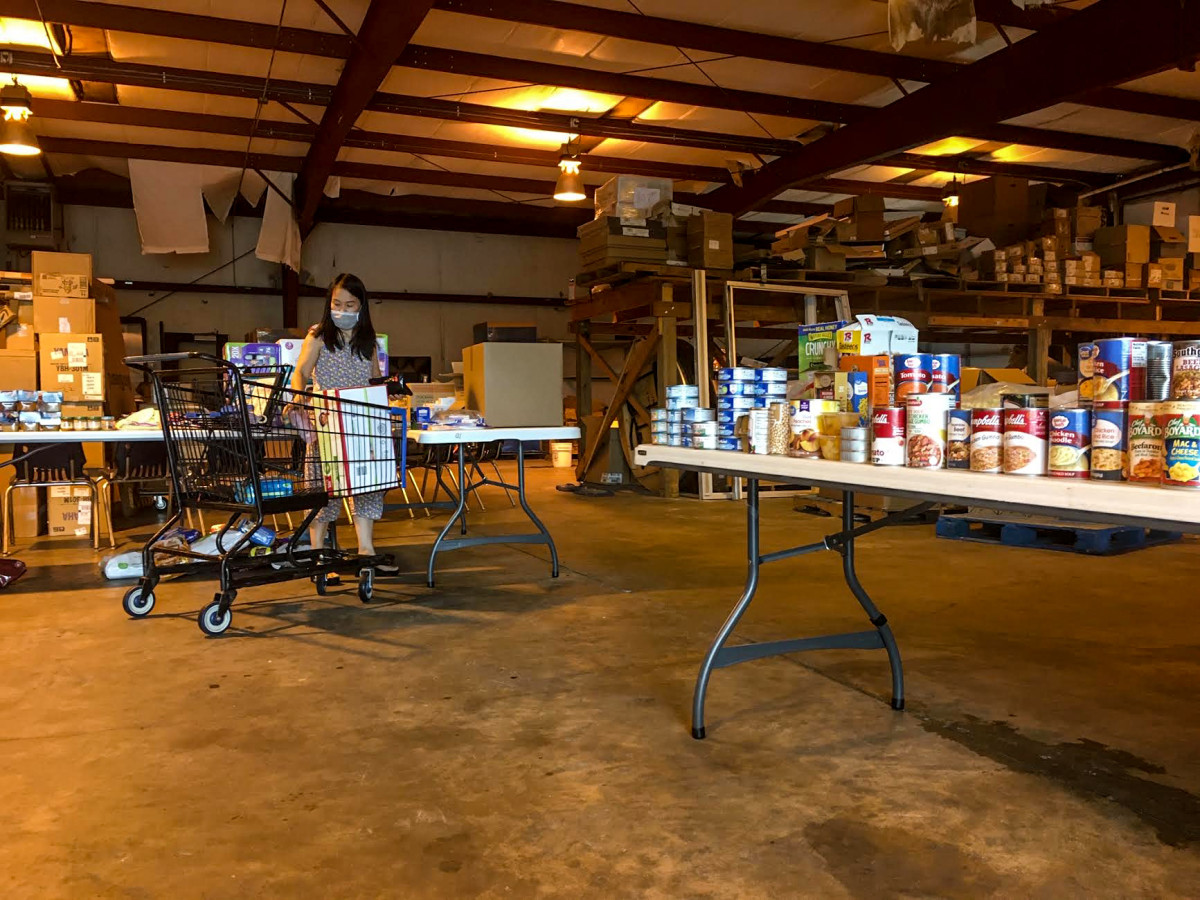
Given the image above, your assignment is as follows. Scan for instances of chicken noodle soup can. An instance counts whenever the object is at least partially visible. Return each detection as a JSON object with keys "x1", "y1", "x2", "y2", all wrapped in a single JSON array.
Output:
[
  {"x1": 905, "y1": 393, "x2": 955, "y2": 469},
  {"x1": 1127, "y1": 402, "x2": 1164, "y2": 484},
  {"x1": 1047, "y1": 408, "x2": 1090, "y2": 478},
  {"x1": 1160, "y1": 401, "x2": 1200, "y2": 488},
  {"x1": 894, "y1": 353, "x2": 933, "y2": 400},
  {"x1": 1171, "y1": 341, "x2": 1200, "y2": 400},
  {"x1": 946, "y1": 409, "x2": 972, "y2": 468},
  {"x1": 871, "y1": 406, "x2": 906, "y2": 466},
  {"x1": 969, "y1": 408, "x2": 1004, "y2": 473},
  {"x1": 1002, "y1": 408, "x2": 1048, "y2": 475},
  {"x1": 1090, "y1": 406, "x2": 1128, "y2": 480},
  {"x1": 930, "y1": 354, "x2": 961, "y2": 399},
  {"x1": 1092, "y1": 337, "x2": 1135, "y2": 404}
]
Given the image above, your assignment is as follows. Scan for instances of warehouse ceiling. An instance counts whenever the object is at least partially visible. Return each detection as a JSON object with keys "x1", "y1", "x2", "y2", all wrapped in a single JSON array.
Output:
[{"x1": 0, "y1": 0, "x2": 1196, "y2": 238}]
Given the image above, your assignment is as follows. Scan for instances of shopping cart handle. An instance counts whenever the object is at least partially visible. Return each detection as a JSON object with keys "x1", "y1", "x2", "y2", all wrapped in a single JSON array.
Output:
[{"x1": 124, "y1": 352, "x2": 224, "y2": 368}]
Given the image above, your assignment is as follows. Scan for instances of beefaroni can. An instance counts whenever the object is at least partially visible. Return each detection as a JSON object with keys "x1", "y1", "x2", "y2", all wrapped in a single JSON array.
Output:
[
  {"x1": 871, "y1": 406, "x2": 906, "y2": 466},
  {"x1": 946, "y1": 409, "x2": 972, "y2": 468},
  {"x1": 1090, "y1": 406, "x2": 1128, "y2": 481},
  {"x1": 894, "y1": 353, "x2": 932, "y2": 400},
  {"x1": 1159, "y1": 400, "x2": 1200, "y2": 488},
  {"x1": 969, "y1": 408, "x2": 1003, "y2": 473},
  {"x1": 1127, "y1": 401, "x2": 1164, "y2": 484},
  {"x1": 1002, "y1": 408, "x2": 1048, "y2": 475},
  {"x1": 1047, "y1": 408, "x2": 1090, "y2": 478}
]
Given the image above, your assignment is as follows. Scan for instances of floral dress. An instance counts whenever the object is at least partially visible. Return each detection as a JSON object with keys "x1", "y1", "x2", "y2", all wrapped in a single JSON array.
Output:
[{"x1": 309, "y1": 334, "x2": 384, "y2": 523}]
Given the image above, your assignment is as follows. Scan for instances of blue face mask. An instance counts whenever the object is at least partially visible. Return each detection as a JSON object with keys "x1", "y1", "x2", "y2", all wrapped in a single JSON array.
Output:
[{"x1": 331, "y1": 310, "x2": 359, "y2": 330}]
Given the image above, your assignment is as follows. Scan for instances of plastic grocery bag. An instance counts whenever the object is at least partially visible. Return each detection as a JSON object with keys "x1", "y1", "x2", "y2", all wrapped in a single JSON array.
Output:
[
  {"x1": 102, "y1": 551, "x2": 144, "y2": 580},
  {"x1": 889, "y1": 0, "x2": 976, "y2": 51}
]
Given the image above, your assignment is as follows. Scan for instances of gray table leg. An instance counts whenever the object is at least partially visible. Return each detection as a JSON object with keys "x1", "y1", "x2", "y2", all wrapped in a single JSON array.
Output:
[
  {"x1": 427, "y1": 445, "x2": 468, "y2": 588},
  {"x1": 516, "y1": 441, "x2": 559, "y2": 578}
]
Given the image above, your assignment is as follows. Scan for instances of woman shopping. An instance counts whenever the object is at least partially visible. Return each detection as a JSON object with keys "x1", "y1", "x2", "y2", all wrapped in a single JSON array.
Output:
[{"x1": 290, "y1": 273, "x2": 399, "y2": 577}]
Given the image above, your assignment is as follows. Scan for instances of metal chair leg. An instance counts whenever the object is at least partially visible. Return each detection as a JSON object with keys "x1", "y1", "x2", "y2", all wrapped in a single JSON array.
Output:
[
  {"x1": 407, "y1": 469, "x2": 430, "y2": 517},
  {"x1": 491, "y1": 460, "x2": 516, "y2": 507},
  {"x1": 87, "y1": 479, "x2": 100, "y2": 551},
  {"x1": 399, "y1": 486, "x2": 415, "y2": 519},
  {"x1": 3, "y1": 481, "x2": 15, "y2": 556}
]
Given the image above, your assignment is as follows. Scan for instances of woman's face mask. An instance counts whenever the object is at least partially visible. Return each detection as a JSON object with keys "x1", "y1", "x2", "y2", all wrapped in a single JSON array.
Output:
[{"x1": 331, "y1": 310, "x2": 359, "y2": 330}]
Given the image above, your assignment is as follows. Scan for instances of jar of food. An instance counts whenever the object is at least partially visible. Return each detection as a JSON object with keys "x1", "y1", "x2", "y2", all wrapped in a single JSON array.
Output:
[{"x1": 101, "y1": 416, "x2": 116, "y2": 430}]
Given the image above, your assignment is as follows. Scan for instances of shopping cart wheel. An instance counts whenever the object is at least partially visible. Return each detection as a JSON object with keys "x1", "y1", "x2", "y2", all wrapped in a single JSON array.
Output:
[
  {"x1": 152, "y1": 495, "x2": 169, "y2": 512},
  {"x1": 122, "y1": 586, "x2": 155, "y2": 618},
  {"x1": 314, "y1": 573, "x2": 328, "y2": 596},
  {"x1": 197, "y1": 599, "x2": 232, "y2": 636},
  {"x1": 358, "y1": 568, "x2": 374, "y2": 603}
]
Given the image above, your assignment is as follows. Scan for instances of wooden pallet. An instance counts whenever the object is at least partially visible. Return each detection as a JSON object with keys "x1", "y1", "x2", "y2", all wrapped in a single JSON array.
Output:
[
  {"x1": 574, "y1": 260, "x2": 697, "y2": 288},
  {"x1": 936, "y1": 512, "x2": 1181, "y2": 556}
]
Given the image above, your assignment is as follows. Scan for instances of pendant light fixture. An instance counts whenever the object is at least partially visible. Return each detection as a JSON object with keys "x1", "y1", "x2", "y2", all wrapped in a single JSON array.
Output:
[
  {"x1": 0, "y1": 79, "x2": 40, "y2": 157},
  {"x1": 941, "y1": 177, "x2": 961, "y2": 208},
  {"x1": 554, "y1": 127, "x2": 585, "y2": 203}
]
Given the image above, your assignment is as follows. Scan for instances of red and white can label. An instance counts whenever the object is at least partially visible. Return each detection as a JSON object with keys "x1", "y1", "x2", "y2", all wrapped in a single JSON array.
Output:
[
  {"x1": 871, "y1": 407, "x2": 906, "y2": 466},
  {"x1": 1002, "y1": 408, "x2": 1048, "y2": 475},
  {"x1": 969, "y1": 408, "x2": 1003, "y2": 473}
]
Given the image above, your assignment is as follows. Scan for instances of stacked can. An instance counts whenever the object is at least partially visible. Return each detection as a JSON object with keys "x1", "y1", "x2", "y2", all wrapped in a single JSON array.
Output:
[
  {"x1": 1144, "y1": 341, "x2": 1172, "y2": 402},
  {"x1": 650, "y1": 407, "x2": 671, "y2": 445},
  {"x1": 1003, "y1": 408, "x2": 1048, "y2": 475},
  {"x1": 1127, "y1": 402, "x2": 1163, "y2": 483},
  {"x1": 1159, "y1": 400, "x2": 1200, "y2": 489},
  {"x1": 666, "y1": 384, "x2": 700, "y2": 447},
  {"x1": 716, "y1": 367, "x2": 756, "y2": 451},
  {"x1": 870, "y1": 406, "x2": 906, "y2": 466},
  {"x1": 754, "y1": 367, "x2": 788, "y2": 402},
  {"x1": 840, "y1": 425, "x2": 869, "y2": 463},
  {"x1": 1089, "y1": 337, "x2": 1134, "y2": 481},
  {"x1": 969, "y1": 409, "x2": 1004, "y2": 473},
  {"x1": 1172, "y1": 341, "x2": 1200, "y2": 400},
  {"x1": 894, "y1": 353, "x2": 933, "y2": 402},
  {"x1": 1047, "y1": 409, "x2": 1090, "y2": 477},
  {"x1": 1077, "y1": 342, "x2": 1098, "y2": 404},
  {"x1": 685, "y1": 407, "x2": 718, "y2": 450},
  {"x1": 946, "y1": 408, "x2": 971, "y2": 468},
  {"x1": 930, "y1": 353, "x2": 962, "y2": 401}
]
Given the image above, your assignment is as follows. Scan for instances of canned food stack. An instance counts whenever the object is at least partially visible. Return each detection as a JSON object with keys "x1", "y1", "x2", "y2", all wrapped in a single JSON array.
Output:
[
  {"x1": 840, "y1": 426, "x2": 869, "y2": 463},
  {"x1": 716, "y1": 367, "x2": 756, "y2": 451},
  {"x1": 1144, "y1": 341, "x2": 1172, "y2": 402},
  {"x1": 665, "y1": 384, "x2": 701, "y2": 447},
  {"x1": 1090, "y1": 337, "x2": 1136, "y2": 482}
]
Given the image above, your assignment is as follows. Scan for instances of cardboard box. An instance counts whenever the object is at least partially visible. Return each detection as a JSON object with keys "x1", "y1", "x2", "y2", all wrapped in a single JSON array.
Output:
[
  {"x1": 1124, "y1": 263, "x2": 1144, "y2": 289},
  {"x1": 32, "y1": 251, "x2": 91, "y2": 299},
  {"x1": 836, "y1": 315, "x2": 918, "y2": 356},
  {"x1": 1151, "y1": 225, "x2": 1187, "y2": 259},
  {"x1": 39, "y1": 333, "x2": 104, "y2": 401},
  {"x1": 47, "y1": 484, "x2": 92, "y2": 539},
  {"x1": 0, "y1": 298, "x2": 34, "y2": 350},
  {"x1": 0, "y1": 349, "x2": 38, "y2": 390},
  {"x1": 687, "y1": 211, "x2": 734, "y2": 269},
  {"x1": 1153, "y1": 202, "x2": 1176, "y2": 227},
  {"x1": 1146, "y1": 263, "x2": 1163, "y2": 288},
  {"x1": 1094, "y1": 225, "x2": 1150, "y2": 266},
  {"x1": 838, "y1": 354, "x2": 892, "y2": 408},
  {"x1": 1073, "y1": 207, "x2": 1103, "y2": 240},
  {"x1": 1159, "y1": 258, "x2": 1185, "y2": 289},
  {"x1": 960, "y1": 367, "x2": 1036, "y2": 394},
  {"x1": 33, "y1": 295, "x2": 97, "y2": 334}
]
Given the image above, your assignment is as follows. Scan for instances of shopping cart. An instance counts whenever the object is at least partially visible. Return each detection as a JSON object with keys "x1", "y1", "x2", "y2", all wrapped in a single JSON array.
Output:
[{"x1": 121, "y1": 352, "x2": 401, "y2": 636}]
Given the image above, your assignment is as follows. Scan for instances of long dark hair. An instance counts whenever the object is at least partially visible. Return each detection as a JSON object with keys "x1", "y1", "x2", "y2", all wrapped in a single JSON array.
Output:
[{"x1": 317, "y1": 272, "x2": 377, "y2": 360}]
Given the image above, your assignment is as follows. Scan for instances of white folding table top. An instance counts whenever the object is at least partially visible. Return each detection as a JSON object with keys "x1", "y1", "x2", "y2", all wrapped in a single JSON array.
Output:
[
  {"x1": 636, "y1": 444, "x2": 1200, "y2": 533},
  {"x1": 0, "y1": 429, "x2": 164, "y2": 443},
  {"x1": 414, "y1": 426, "x2": 580, "y2": 445}
]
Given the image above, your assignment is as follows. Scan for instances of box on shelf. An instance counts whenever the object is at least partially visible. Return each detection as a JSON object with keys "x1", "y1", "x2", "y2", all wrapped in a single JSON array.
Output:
[
  {"x1": 960, "y1": 367, "x2": 1035, "y2": 394},
  {"x1": 39, "y1": 333, "x2": 104, "y2": 401},
  {"x1": 1124, "y1": 263, "x2": 1144, "y2": 289},
  {"x1": 1159, "y1": 257, "x2": 1185, "y2": 290},
  {"x1": 593, "y1": 175, "x2": 672, "y2": 222},
  {"x1": 32, "y1": 250, "x2": 91, "y2": 299},
  {"x1": 33, "y1": 295, "x2": 98, "y2": 334},
  {"x1": 62, "y1": 401, "x2": 105, "y2": 419},
  {"x1": 959, "y1": 177, "x2": 1043, "y2": 247},
  {"x1": 0, "y1": 298, "x2": 34, "y2": 350},
  {"x1": 1072, "y1": 206, "x2": 1103, "y2": 240},
  {"x1": 686, "y1": 211, "x2": 734, "y2": 269},
  {"x1": 1151, "y1": 225, "x2": 1187, "y2": 259},
  {"x1": 47, "y1": 484, "x2": 92, "y2": 539},
  {"x1": 836, "y1": 315, "x2": 918, "y2": 356},
  {"x1": 0, "y1": 349, "x2": 37, "y2": 390},
  {"x1": 832, "y1": 195, "x2": 885, "y2": 242},
  {"x1": 472, "y1": 322, "x2": 537, "y2": 344},
  {"x1": 1093, "y1": 225, "x2": 1150, "y2": 266}
]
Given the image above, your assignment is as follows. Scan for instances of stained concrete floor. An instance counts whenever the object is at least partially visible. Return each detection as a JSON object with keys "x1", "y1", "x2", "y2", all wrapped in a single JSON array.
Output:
[{"x1": 2, "y1": 463, "x2": 1199, "y2": 898}]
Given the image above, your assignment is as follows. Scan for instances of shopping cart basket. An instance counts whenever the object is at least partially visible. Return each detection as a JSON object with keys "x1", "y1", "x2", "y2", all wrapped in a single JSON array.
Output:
[{"x1": 121, "y1": 352, "x2": 401, "y2": 635}]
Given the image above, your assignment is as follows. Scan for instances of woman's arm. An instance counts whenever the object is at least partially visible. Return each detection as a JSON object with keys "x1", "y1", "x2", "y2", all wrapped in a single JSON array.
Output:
[{"x1": 290, "y1": 333, "x2": 322, "y2": 393}]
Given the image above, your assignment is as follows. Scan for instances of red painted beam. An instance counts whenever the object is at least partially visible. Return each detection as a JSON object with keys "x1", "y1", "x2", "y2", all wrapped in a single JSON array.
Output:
[
  {"x1": 296, "y1": 0, "x2": 434, "y2": 232},
  {"x1": 702, "y1": 0, "x2": 1200, "y2": 216}
]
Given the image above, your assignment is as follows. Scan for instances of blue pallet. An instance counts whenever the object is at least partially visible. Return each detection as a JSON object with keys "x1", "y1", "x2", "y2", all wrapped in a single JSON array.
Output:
[{"x1": 935, "y1": 514, "x2": 1181, "y2": 556}]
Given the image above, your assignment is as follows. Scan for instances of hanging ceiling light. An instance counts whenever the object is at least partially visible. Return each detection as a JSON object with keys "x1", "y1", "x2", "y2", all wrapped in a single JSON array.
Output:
[
  {"x1": 941, "y1": 177, "x2": 961, "y2": 208},
  {"x1": 554, "y1": 129, "x2": 585, "y2": 203},
  {"x1": 0, "y1": 79, "x2": 40, "y2": 156}
]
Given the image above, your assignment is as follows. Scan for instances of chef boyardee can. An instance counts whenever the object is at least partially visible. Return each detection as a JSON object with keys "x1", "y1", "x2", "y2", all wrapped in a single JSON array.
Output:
[
  {"x1": 1092, "y1": 337, "x2": 1134, "y2": 404},
  {"x1": 1047, "y1": 409, "x2": 1090, "y2": 478},
  {"x1": 870, "y1": 406, "x2": 906, "y2": 466},
  {"x1": 1159, "y1": 400, "x2": 1200, "y2": 488},
  {"x1": 930, "y1": 354, "x2": 961, "y2": 399},
  {"x1": 1002, "y1": 408, "x2": 1048, "y2": 475},
  {"x1": 1172, "y1": 341, "x2": 1200, "y2": 400},
  {"x1": 946, "y1": 408, "x2": 971, "y2": 468},
  {"x1": 1090, "y1": 406, "x2": 1128, "y2": 480},
  {"x1": 1127, "y1": 402, "x2": 1164, "y2": 484},
  {"x1": 894, "y1": 353, "x2": 932, "y2": 400},
  {"x1": 969, "y1": 408, "x2": 1003, "y2": 473}
]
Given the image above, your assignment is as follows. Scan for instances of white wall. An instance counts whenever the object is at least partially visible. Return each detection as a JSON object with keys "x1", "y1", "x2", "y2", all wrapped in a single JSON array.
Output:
[{"x1": 52, "y1": 205, "x2": 577, "y2": 374}]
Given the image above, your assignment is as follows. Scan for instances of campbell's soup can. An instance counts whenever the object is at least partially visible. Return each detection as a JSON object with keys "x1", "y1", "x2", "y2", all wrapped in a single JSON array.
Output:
[
  {"x1": 1127, "y1": 402, "x2": 1164, "y2": 484},
  {"x1": 930, "y1": 353, "x2": 961, "y2": 399},
  {"x1": 969, "y1": 408, "x2": 1004, "y2": 473},
  {"x1": 1171, "y1": 341, "x2": 1200, "y2": 400},
  {"x1": 871, "y1": 406, "x2": 906, "y2": 466},
  {"x1": 946, "y1": 409, "x2": 972, "y2": 468},
  {"x1": 894, "y1": 353, "x2": 932, "y2": 400},
  {"x1": 1002, "y1": 408, "x2": 1048, "y2": 475},
  {"x1": 1090, "y1": 406, "x2": 1128, "y2": 480},
  {"x1": 1092, "y1": 337, "x2": 1135, "y2": 404},
  {"x1": 905, "y1": 393, "x2": 954, "y2": 468},
  {"x1": 1160, "y1": 400, "x2": 1200, "y2": 488},
  {"x1": 1047, "y1": 408, "x2": 1091, "y2": 478},
  {"x1": 1077, "y1": 342, "x2": 1097, "y2": 404}
]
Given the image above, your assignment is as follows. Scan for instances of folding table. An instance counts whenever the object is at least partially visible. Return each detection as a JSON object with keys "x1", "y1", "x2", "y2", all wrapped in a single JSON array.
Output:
[{"x1": 635, "y1": 444, "x2": 1200, "y2": 739}]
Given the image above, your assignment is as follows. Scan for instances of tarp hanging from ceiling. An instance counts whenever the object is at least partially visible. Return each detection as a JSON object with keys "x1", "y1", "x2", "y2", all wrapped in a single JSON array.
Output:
[
  {"x1": 889, "y1": 0, "x2": 977, "y2": 51},
  {"x1": 255, "y1": 171, "x2": 302, "y2": 273},
  {"x1": 128, "y1": 159, "x2": 212, "y2": 254}
]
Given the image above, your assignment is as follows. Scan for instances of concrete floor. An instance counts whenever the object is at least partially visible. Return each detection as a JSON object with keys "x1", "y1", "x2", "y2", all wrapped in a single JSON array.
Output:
[{"x1": 2, "y1": 463, "x2": 1199, "y2": 898}]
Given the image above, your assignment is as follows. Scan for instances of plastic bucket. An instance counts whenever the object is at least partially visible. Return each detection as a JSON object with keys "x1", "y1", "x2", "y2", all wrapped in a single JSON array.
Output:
[{"x1": 550, "y1": 441, "x2": 573, "y2": 468}]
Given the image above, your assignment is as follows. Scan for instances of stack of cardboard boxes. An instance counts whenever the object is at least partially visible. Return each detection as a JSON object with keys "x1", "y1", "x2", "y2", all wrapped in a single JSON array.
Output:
[
  {"x1": 0, "y1": 251, "x2": 136, "y2": 540},
  {"x1": 1093, "y1": 220, "x2": 1187, "y2": 291}
]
